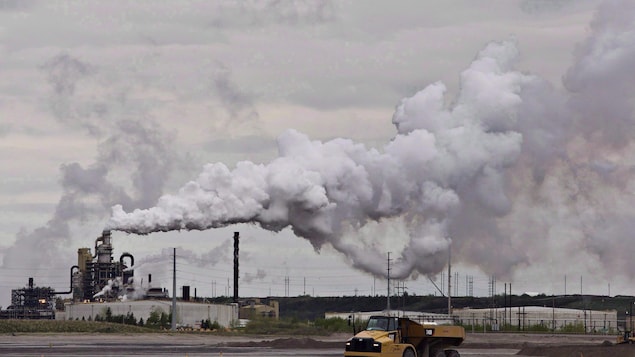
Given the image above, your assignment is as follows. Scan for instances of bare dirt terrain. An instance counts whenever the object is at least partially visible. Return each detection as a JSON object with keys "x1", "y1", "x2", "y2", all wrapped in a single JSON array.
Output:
[
  {"x1": 0, "y1": 332, "x2": 633, "y2": 356},
  {"x1": 462, "y1": 333, "x2": 634, "y2": 357}
]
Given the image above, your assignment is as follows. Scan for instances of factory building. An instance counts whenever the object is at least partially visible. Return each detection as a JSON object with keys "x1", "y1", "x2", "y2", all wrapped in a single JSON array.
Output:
[
  {"x1": 325, "y1": 310, "x2": 455, "y2": 325},
  {"x1": 63, "y1": 300, "x2": 238, "y2": 328},
  {"x1": 0, "y1": 229, "x2": 258, "y2": 327},
  {"x1": 61, "y1": 230, "x2": 242, "y2": 327},
  {"x1": 73, "y1": 230, "x2": 134, "y2": 302},
  {"x1": 239, "y1": 298, "x2": 279, "y2": 319},
  {"x1": 326, "y1": 307, "x2": 618, "y2": 334},
  {"x1": 0, "y1": 278, "x2": 59, "y2": 319}
]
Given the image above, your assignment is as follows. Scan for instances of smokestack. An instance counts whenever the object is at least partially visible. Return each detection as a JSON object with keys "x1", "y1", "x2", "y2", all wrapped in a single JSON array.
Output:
[{"x1": 233, "y1": 232, "x2": 239, "y2": 303}]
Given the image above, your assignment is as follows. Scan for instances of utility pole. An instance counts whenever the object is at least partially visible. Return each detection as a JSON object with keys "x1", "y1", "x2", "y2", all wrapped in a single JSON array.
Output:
[
  {"x1": 171, "y1": 248, "x2": 176, "y2": 331},
  {"x1": 387, "y1": 252, "x2": 391, "y2": 312},
  {"x1": 447, "y1": 245, "x2": 452, "y2": 315},
  {"x1": 509, "y1": 283, "x2": 512, "y2": 326},
  {"x1": 504, "y1": 283, "x2": 507, "y2": 329}
]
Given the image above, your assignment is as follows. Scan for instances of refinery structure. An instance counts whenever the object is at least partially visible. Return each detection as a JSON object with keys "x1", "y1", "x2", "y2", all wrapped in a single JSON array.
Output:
[
  {"x1": 74, "y1": 230, "x2": 135, "y2": 302},
  {"x1": 0, "y1": 230, "x2": 275, "y2": 328}
]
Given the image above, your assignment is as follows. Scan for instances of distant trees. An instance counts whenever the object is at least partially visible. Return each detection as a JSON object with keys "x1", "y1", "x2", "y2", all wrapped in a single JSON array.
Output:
[
  {"x1": 145, "y1": 309, "x2": 171, "y2": 329},
  {"x1": 93, "y1": 307, "x2": 170, "y2": 328},
  {"x1": 200, "y1": 318, "x2": 221, "y2": 330}
]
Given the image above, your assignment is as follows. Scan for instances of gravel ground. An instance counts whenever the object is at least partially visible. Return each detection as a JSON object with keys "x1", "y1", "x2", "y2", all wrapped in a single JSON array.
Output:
[{"x1": 462, "y1": 333, "x2": 633, "y2": 357}]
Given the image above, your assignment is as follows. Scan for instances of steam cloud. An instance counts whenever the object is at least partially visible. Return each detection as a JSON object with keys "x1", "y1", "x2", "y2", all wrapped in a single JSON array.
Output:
[{"x1": 108, "y1": 1, "x2": 635, "y2": 282}]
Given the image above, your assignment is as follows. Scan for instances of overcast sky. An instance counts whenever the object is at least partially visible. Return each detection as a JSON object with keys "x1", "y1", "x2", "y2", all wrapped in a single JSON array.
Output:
[{"x1": 3, "y1": 0, "x2": 635, "y2": 307}]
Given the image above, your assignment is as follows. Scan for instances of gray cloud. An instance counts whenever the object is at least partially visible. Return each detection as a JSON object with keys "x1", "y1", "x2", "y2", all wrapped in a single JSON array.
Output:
[
  {"x1": 0, "y1": 51, "x2": 186, "y2": 302},
  {"x1": 203, "y1": 135, "x2": 276, "y2": 155},
  {"x1": 212, "y1": 62, "x2": 259, "y2": 123},
  {"x1": 209, "y1": 0, "x2": 336, "y2": 28}
]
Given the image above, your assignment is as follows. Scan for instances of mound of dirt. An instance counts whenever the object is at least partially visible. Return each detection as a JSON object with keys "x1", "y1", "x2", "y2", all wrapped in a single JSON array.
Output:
[{"x1": 219, "y1": 337, "x2": 343, "y2": 349}]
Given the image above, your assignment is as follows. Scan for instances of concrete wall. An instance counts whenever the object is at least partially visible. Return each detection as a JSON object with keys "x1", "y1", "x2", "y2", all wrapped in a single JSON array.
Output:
[{"x1": 63, "y1": 300, "x2": 238, "y2": 328}]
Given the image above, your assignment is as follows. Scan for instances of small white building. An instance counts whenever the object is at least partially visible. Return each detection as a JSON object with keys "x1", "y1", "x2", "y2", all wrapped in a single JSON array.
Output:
[
  {"x1": 326, "y1": 307, "x2": 618, "y2": 334},
  {"x1": 325, "y1": 310, "x2": 455, "y2": 325},
  {"x1": 453, "y1": 306, "x2": 618, "y2": 333},
  {"x1": 63, "y1": 300, "x2": 239, "y2": 328}
]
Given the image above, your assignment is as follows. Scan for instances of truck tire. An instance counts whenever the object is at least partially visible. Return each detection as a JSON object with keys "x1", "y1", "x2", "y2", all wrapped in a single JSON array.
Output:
[
  {"x1": 402, "y1": 348, "x2": 416, "y2": 357},
  {"x1": 445, "y1": 350, "x2": 460, "y2": 357},
  {"x1": 430, "y1": 349, "x2": 446, "y2": 357},
  {"x1": 403, "y1": 348, "x2": 416, "y2": 357}
]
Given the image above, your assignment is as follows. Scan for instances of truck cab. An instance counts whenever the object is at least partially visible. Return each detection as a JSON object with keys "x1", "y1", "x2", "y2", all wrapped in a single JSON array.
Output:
[{"x1": 344, "y1": 315, "x2": 464, "y2": 357}]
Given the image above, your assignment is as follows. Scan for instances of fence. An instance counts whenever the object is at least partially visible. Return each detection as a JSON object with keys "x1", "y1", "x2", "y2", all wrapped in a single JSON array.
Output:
[{"x1": 453, "y1": 307, "x2": 618, "y2": 334}]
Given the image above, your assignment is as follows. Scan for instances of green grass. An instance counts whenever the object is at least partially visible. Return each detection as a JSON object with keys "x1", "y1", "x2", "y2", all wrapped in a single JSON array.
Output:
[
  {"x1": 242, "y1": 317, "x2": 352, "y2": 335},
  {"x1": 0, "y1": 320, "x2": 157, "y2": 333},
  {"x1": 0, "y1": 317, "x2": 353, "y2": 335}
]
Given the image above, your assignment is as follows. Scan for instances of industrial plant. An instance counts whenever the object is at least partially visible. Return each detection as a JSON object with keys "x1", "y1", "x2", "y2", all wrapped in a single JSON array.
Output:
[
  {"x1": 74, "y1": 230, "x2": 134, "y2": 302},
  {"x1": 0, "y1": 230, "x2": 272, "y2": 328},
  {"x1": 0, "y1": 277, "x2": 60, "y2": 319},
  {"x1": 0, "y1": 229, "x2": 623, "y2": 336}
]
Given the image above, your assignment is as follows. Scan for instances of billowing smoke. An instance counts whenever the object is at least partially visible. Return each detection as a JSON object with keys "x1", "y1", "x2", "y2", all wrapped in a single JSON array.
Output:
[
  {"x1": 93, "y1": 277, "x2": 121, "y2": 298},
  {"x1": 107, "y1": 39, "x2": 528, "y2": 279},
  {"x1": 0, "y1": 52, "x2": 183, "y2": 303},
  {"x1": 243, "y1": 269, "x2": 267, "y2": 284},
  {"x1": 108, "y1": 0, "x2": 635, "y2": 283}
]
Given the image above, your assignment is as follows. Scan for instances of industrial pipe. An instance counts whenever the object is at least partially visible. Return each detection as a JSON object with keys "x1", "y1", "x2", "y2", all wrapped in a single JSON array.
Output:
[
  {"x1": 53, "y1": 265, "x2": 80, "y2": 295},
  {"x1": 120, "y1": 252, "x2": 134, "y2": 268}
]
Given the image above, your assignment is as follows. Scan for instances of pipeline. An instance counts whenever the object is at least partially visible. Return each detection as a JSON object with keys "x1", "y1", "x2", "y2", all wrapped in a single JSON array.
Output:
[
  {"x1": 54, "y1": 265, "x2": 79, "y2": 295},
  {"x1": 120, "y1": 252, "x2": 134, "y2": 268}
]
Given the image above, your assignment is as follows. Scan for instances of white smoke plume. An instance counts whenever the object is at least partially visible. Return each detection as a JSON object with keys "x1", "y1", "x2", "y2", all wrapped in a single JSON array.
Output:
[
  {"x1": 120, "y1": 277, "x2": 148, "y2": 301},
  {"x1": 108, "y1": 0, "x2": 635, "y2": 283},
  {"x1": 93, "y1": 277, "x2": 122, "y2": 298},
  {"x1": 107, "y1": 39, "x2": 528, "y2": 279}
]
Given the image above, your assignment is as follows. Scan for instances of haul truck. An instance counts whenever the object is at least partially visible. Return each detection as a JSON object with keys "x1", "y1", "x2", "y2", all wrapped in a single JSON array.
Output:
[{"x1": 344, "y1": 315, "x2": 465, "y2": 357}]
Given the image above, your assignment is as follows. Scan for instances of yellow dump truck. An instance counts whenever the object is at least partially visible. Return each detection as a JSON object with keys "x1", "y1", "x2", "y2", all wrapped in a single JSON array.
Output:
[
  {"x1": 344, "y1": 315, "x2": 465, "y2": 357},
  {"x1": 616, "y1": 330, "x2": 635, "y2": 344}
]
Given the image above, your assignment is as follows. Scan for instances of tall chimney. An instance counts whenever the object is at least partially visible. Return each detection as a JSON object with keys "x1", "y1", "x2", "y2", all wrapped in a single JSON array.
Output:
[{"x1": 233, "y1": 232, "x2": 239, "y2": 303}]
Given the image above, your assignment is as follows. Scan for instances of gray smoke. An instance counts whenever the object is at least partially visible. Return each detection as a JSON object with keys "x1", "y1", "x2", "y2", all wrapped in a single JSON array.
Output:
[
  {"x1": 108, "y1": 0, "x2": 635, "y2": 283},
  {"x1": 1, "y1": 52, "x2": 182, "y2": 296},
  {"x1": 128, "y1": 241, "x2": 231, "y2": 273},
  {"x1": 243, "y1": 269, "x2": 267, "y2": 284}
]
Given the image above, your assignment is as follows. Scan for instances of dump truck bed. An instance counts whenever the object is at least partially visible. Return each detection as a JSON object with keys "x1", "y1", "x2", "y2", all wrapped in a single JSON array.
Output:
[{"x1": 400, "y1": 318, "x2": 465, "y2": 349}]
